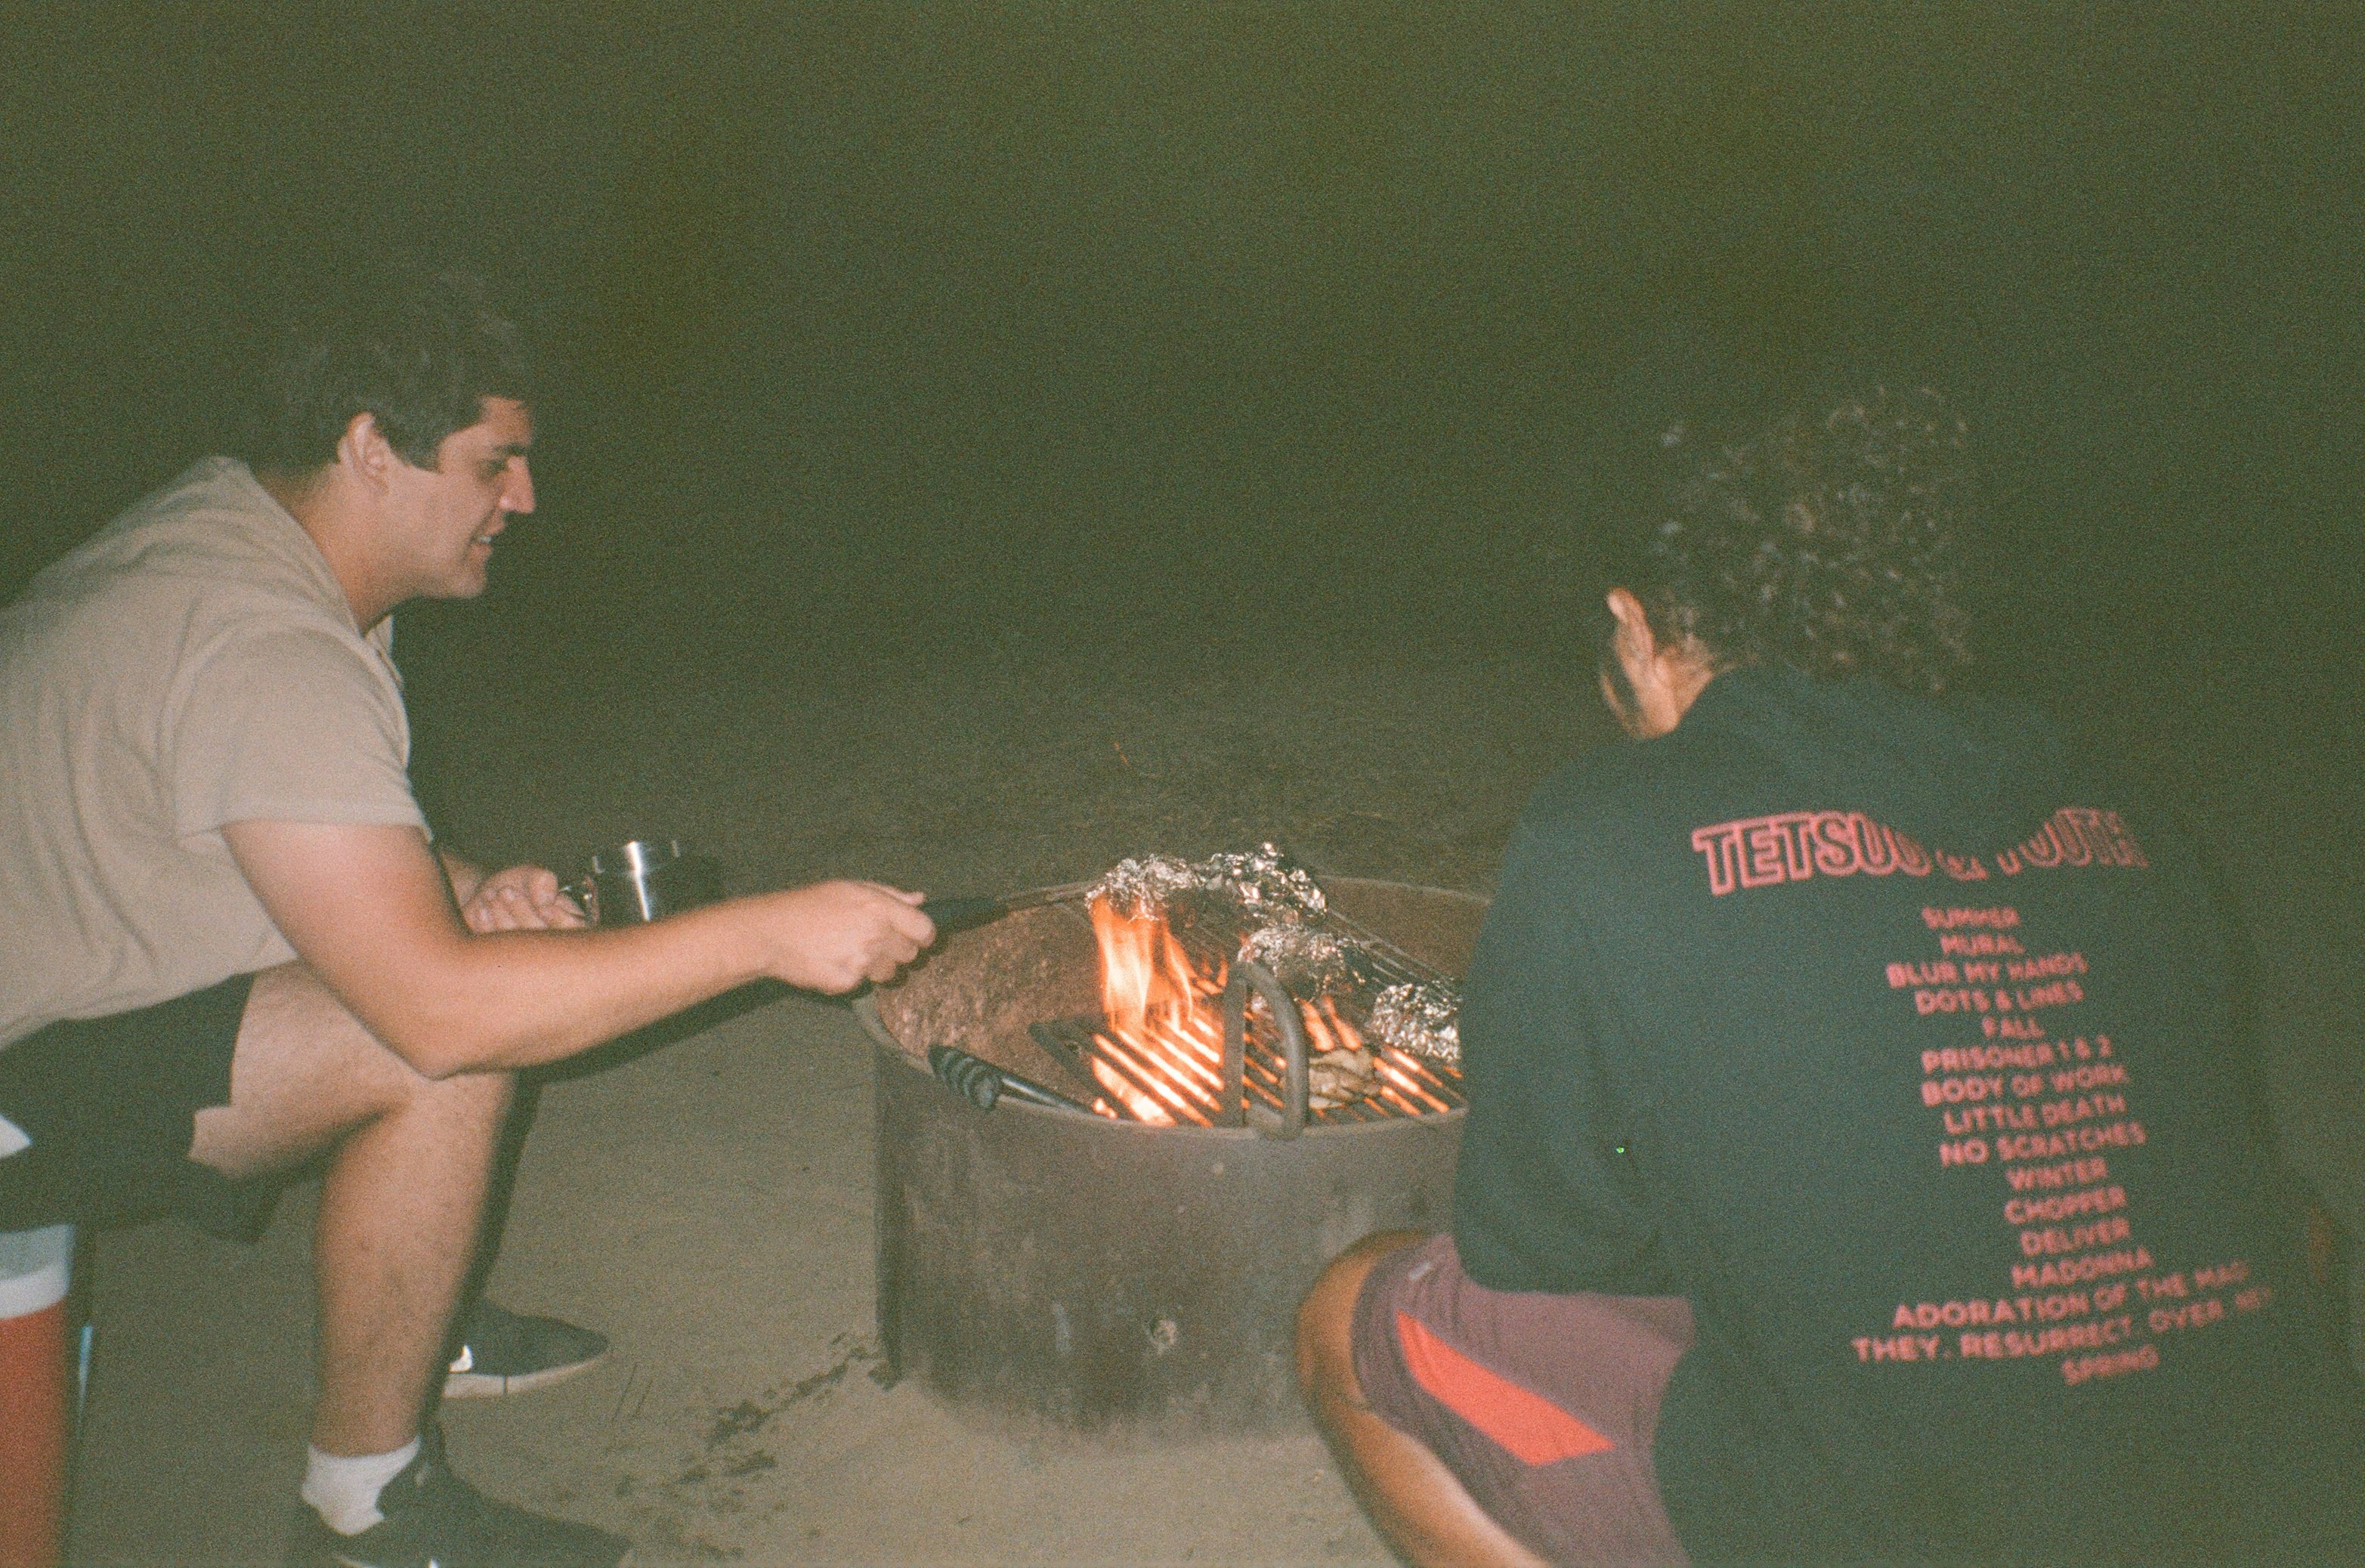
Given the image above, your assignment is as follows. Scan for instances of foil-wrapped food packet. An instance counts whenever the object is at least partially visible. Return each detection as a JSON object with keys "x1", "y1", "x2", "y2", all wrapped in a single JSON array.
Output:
[
  {"x1": 1237, "y1": 923, "x2": 1374, "y2": 1002},
  {"x1": 1367, "y1": 981, "x2": 1461, "y2": 1066},
  {"x1": 1091, "y1": 842, "x2": 1327, "y2": 923},
  {"x1": 1092, "y1": 854, "x2": 1201, "y2": 920},
  {"x1": 1197, "y1": 843, "x2": 1327, "y2": 921}
]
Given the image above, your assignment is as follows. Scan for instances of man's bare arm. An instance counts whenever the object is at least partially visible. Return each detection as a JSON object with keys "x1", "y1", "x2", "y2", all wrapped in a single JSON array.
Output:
[
  {"x1": 225, "y1": 819, "x2": 932, "y2": 1077},
  {"x1": 436, "y1": 847, "x2": 487, "y2": 905}
]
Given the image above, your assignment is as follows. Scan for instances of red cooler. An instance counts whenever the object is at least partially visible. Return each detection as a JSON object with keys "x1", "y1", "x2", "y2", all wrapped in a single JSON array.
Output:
[{"x1": 0, "y1": 1223, "x2": 72, "y2": 1568}]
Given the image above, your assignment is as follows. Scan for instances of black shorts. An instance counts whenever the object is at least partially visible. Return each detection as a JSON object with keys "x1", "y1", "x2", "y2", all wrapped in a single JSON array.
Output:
[{"x1": 0, "y1": 974, "x2": 286, "y2": 1239}]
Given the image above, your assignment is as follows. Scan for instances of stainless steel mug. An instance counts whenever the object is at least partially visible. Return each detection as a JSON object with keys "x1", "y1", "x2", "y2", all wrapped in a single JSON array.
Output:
[{"x1": 567, "y1": 839, "x2": 722, "y2": 925}]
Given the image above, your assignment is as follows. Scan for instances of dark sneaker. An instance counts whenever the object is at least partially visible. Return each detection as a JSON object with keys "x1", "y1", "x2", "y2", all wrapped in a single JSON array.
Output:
[
  {"x1": 286, "y1": 1427, "x2": 629, "y2": 1568},
  {"x1": 444, "y1": 1301, "x2": 609, "y2": 1399}
]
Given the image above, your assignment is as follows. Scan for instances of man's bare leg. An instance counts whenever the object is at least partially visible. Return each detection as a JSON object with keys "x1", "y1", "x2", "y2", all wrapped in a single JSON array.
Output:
[
  {"x1": 1298, "y1": 1232, "x2": 1549, "y2": 1568},
  {"x1": 188, "y1": 963, "x2": 511, "y2": 1456}
]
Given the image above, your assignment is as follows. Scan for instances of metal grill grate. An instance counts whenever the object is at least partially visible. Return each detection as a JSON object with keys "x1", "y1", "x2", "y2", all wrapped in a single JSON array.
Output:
[{"x1": 1028, "y1": 893, "x2": 1465, "y2": 1126}]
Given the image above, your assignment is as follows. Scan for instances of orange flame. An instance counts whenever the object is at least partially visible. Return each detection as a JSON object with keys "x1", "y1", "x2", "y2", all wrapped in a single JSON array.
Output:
[
  {"x1": 1090, "y1": 896, "x2": 1230, "y2": 1126},
  {"x1": 1093, "y1": 896, "x2": 1202, "y2": 1034}
]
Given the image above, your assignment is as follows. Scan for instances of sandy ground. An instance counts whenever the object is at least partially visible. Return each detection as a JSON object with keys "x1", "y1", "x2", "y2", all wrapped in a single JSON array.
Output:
[
  {"x1": 59, "y1": 624, "x2": 2363, "y2": 1565},
  {"x1": 68, "y1": 1001, "x2": 1396, "y2": 1566}
]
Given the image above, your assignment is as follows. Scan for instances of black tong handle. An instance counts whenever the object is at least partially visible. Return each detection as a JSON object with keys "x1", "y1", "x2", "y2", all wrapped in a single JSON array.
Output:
[{"x1": 918, "y1": 895, "x2": 1010, "y2": 934}]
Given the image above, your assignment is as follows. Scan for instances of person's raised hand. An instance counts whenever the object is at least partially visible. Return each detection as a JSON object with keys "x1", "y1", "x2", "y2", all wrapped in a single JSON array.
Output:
[
  {"x1": 753, "y1": 880, "x2": 934, "y2": 992},
  {"x1": 460, "y1": 864, "x2": 589, "y2": 932}
]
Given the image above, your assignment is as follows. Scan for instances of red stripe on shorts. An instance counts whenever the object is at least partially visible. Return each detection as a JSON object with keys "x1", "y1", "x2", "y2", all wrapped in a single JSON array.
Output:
[{"x1": 1395, "y1": 1310, "x2": 1614, "y2": 1465}]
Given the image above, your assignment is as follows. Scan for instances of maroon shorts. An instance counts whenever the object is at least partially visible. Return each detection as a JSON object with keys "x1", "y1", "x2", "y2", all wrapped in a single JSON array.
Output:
[{"x1": 1352, "y1": 1234, "x2": 1695, "y2": 1566}]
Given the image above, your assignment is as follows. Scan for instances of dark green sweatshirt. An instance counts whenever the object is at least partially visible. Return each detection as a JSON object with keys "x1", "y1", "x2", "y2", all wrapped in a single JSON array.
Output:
[{"x1": 1451, "y1": 663, "x2": 2363, "y2": 1562}]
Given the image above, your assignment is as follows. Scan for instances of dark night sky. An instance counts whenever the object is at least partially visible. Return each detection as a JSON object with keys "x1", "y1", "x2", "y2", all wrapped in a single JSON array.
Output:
[{"x1": 2, "y1": 4, "x2": 2358, "y2": 752}]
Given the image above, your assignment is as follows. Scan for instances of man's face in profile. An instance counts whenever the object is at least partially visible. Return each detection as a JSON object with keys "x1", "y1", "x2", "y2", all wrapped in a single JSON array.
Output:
[{"x1": 382, "y1": 396, "x2": 536, "y2": 602}]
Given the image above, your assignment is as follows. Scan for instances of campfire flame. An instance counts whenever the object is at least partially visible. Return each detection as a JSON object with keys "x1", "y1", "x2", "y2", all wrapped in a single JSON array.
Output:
[
  {"x1": 1090, "y1": 896, "x2": 1226, "y2": 1124},
  {"x1": 1084, "y1": 895, "x2": 1456, "y2": 1124}
]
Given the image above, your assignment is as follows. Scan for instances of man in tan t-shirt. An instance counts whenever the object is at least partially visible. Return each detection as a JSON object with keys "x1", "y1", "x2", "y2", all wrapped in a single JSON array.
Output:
[{"x1": 0, "y1": 268, "x2": 931, "y2": 1567}]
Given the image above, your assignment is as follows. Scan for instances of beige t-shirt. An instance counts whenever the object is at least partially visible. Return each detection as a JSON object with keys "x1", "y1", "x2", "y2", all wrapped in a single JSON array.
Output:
[{"x1": 0, "y1": 458, "x2": 428, "y2": 1047}]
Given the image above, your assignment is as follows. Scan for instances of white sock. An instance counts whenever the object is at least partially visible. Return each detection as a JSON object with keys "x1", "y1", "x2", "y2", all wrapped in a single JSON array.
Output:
[{"x1": 301, "y1": 1437, "x2": 420, "y2": 1536}]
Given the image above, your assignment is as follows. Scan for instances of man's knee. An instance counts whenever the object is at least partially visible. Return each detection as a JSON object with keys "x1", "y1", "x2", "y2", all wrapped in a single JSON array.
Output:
[
  {"x1": 193, "y1": 965, "x2": 514, "y2": 1177},
  {"x1": 405, "y1": 1061, "x2": 514, "y2": 1126}
]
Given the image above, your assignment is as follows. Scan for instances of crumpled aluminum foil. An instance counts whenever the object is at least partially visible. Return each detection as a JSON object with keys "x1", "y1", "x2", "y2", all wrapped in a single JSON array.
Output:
[
  {"x1": 1197, "y1": 843, "x2": 1327, "y2": 921},
  {"x1": 1092, "y1": 854, "x2": 1201, "y2": 920},
  {"x1": 1367, "y1": 981, "x2": 1461, "y2": 1065},
  {"x1": 1238, "y1": 923, "x2": 1374, "y2": 1001},
  {"x1": 1091, "y1": 842, "x2": 1327, "y2": 923}
]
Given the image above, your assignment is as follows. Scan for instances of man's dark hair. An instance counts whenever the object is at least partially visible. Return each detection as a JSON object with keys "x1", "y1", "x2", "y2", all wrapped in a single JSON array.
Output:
[
  {"x1": 1609, "y1": 386, "x2": 1976, "y2": 697},
  {"x1": 243, "y1": 264, "x2": 534, "y2": 475}
]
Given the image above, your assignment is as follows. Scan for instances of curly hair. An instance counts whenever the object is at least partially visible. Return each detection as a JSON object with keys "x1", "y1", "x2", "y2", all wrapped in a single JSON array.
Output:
[
  {"x1": 242, "y1": 263, "x2": 534, "y2": 475},
  {"x1": 1617, "y1": 387, "x2": 1977, "y2": 697}
]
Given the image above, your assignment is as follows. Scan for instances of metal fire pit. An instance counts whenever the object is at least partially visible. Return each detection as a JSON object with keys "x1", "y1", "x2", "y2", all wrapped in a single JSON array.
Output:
[{"x1": 855, "y1": 877, "x2": 1483, "y2": 1441}]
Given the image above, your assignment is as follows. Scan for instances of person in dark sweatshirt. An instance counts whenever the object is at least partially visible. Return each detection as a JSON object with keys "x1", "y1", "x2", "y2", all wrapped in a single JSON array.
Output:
[{"x1": 1299, "y1": 388, "x2": 2365, "y2": 1565}]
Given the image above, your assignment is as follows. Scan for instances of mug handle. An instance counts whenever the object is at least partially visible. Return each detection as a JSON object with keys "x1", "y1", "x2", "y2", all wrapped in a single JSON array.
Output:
[{"x1": 560, "y1": 877, "x2": 600, "y2": 927}]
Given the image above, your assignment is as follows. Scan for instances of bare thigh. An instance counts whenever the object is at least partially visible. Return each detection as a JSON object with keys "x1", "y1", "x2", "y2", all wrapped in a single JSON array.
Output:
[{"x1": 188, "y1": 962, "x2": 496, "y2": 1180}]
